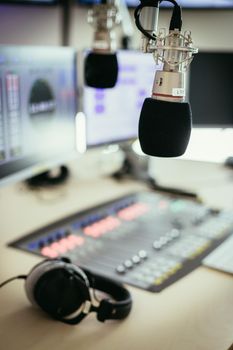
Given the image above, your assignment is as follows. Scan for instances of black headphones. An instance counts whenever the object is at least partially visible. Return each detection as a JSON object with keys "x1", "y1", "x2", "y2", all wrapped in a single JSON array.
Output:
[
  {"x1": 26, "y1": 166, "x2": 69, "y2": 188},
  {"x1": 23, "y1": 257, "x2": 132, "y2": 324}
]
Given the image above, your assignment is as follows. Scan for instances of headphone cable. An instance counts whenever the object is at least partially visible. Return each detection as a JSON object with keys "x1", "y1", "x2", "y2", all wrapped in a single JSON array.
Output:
[{"x1": 0, "y1": 275, "x2": 27, "y2": 289}]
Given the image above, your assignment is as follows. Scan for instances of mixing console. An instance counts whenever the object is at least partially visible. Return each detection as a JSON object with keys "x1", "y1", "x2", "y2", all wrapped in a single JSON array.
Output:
[{"x1": 9, "y1": 191, "x2": 233, "y2": 292}]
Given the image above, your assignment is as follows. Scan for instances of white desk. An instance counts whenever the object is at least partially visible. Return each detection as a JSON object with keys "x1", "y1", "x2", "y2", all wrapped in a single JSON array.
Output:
[{"x1": 1, "y1": 160, "x2": 233, "y2": 350}]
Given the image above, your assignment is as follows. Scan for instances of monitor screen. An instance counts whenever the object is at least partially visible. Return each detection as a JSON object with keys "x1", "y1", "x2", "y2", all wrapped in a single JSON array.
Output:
[
  {"x1": 77, "y1": 0, "x2": 233, "y2": 9},
  {"x1": 83, "y1": 50, "x2": 162, "y2": 148},
  {"x1": 189, "y1": 51, "x2": 233, "y2": 127},
  {"x1": 0, "y1": 46, "x2": 78, "y2": 186}
]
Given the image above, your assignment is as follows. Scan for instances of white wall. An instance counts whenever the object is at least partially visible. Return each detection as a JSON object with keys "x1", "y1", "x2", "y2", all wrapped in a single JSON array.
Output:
[
  {"x1": 70, "y1": 7, "x2": 233, "y2": 51},
  {"x1": 0, "y1": 4, "x2": 62, "y2": 45},
  {"x1": 0, "y1": 4, "x2": 233, "y2": 51}
]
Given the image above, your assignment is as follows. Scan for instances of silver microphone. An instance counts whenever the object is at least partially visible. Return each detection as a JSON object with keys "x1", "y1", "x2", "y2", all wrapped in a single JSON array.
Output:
[
  {"x1": 84, "y1": 0, "x2": 121, "y2": 88},
  {"x1": 134, "y1": 0, "x2": 199, "y2": 157},
  {"x1": 151, "y1": 28, "x2": 198, "y2": 103},
  {"x1": 87, "y1": 0, "x2": 121, "y2": 54}
]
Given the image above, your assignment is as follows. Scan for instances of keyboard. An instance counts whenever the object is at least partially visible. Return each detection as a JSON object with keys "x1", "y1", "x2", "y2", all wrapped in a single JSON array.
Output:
[{"x1": 203, "y1": 234, "x2": 233, "y2": 275}]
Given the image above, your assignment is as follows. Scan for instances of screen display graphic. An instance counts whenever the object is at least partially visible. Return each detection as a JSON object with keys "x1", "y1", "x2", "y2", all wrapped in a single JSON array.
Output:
[{"x1": 0, "y1": 46, "x2": 77, "y2": 185}]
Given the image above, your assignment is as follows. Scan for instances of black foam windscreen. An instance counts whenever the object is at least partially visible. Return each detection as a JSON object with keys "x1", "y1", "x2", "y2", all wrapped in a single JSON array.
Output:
[
  {"x1": 84, "y1": 52, "x2": 118, "y2": 88},
  {"x1": 138, "y1": 98, "x2": 192, "y2": 157}
]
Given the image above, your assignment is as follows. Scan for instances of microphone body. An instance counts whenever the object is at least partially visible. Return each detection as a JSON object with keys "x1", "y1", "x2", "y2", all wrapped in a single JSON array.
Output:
[
  {"x1": 138, "y1": 28, "x2": 197, "y2": 157},
  {"x1": 85, "y1": 2, "x2": 120, "y2": 88},
  {"x1": 139, "y1": 61, "x2": 192, "y2": 157},
  {"x1": 135, "y1": 1, "x2": 198, "y2": 157}
]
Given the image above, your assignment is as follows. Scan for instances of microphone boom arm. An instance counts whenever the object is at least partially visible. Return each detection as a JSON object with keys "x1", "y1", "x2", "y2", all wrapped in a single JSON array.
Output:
[{"x1": 116, "y1": 0, "x2": 134, "y2": 39}]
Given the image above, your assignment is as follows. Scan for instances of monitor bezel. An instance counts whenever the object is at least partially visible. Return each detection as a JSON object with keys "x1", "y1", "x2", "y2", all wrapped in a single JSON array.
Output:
[{"x1": 86, "y1": 133, "x2": 138, "y2": 150}]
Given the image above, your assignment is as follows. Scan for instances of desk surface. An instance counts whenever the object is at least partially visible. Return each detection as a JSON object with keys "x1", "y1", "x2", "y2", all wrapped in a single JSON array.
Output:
[{"x1": 1, "y1": 160, "x2": 233, "y2": 350}]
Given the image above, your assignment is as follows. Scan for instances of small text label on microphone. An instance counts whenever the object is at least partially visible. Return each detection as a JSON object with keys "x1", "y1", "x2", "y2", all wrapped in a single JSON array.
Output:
[{"x1": 172, "y1": 88, "x2": 185, "y2": 97}]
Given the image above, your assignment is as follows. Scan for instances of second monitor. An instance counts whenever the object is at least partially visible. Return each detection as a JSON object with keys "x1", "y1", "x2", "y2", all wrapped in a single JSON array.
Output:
[
  {"x1": 0, "y1": 46, "x2": 78, "y2": 186},
  {"x1": 83, "y1": 50, "x2": 162, "y2": 148}
]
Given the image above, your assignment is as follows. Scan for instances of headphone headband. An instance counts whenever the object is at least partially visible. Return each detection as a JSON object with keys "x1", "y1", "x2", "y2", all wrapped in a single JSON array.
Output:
[{"x1": 79, "y1": 268, "x2": 132, "y2": 322}]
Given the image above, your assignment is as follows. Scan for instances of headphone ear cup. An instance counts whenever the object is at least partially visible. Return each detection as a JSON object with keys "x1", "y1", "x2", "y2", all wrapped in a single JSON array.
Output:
[{"x1": 34, "y1": 268, "x2": 89, "y2": 319}]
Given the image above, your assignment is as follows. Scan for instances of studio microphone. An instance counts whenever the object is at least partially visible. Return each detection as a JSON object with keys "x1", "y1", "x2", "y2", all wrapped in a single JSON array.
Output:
[
  {"x1": 84, "y1": 0, "x2": 121, "y2": 88},
  {"x1": 135, "y1": 0, "x2": 198, "y2": 157}
]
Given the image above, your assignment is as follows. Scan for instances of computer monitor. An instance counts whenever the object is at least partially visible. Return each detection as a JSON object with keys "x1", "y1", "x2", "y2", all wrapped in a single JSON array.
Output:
[
  {"x1": 0, "y1": 46, "x2": 78, "y2": 186},
  {"x1": 83, "y1": 50, "x2": 162, "y2": 148},
  {"x1": 189, "y1": 51, "x2": 233, "y2": 127}
]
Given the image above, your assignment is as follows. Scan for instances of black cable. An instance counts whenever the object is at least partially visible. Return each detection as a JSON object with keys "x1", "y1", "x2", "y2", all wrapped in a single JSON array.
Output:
[
  {"x1": 146, "y1": 177, "x2": 199, "y2": 200},
  {"x1": 0, "y1": 275, "x2": 27, "y2": 289},
  {"x1": 161, "y1": 0, "x2": 178, "y2": 7},
  {"x1": 134, "y1": 0, "x2": 182, "y2": 42},
  {"x1": 165, "y1": 0, "x2": 182, "y2": 30}
]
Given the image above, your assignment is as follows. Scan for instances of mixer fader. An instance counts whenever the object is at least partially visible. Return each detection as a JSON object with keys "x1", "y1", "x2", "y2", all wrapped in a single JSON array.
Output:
[{"x1": 10, "y1": 191, "x2": 233, "y2": 292}]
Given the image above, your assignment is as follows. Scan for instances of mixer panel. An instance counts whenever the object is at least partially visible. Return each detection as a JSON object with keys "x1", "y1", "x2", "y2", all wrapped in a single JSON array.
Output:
[{"x1": 10, "y1": 191, "x2": 233, "y2": 292}]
